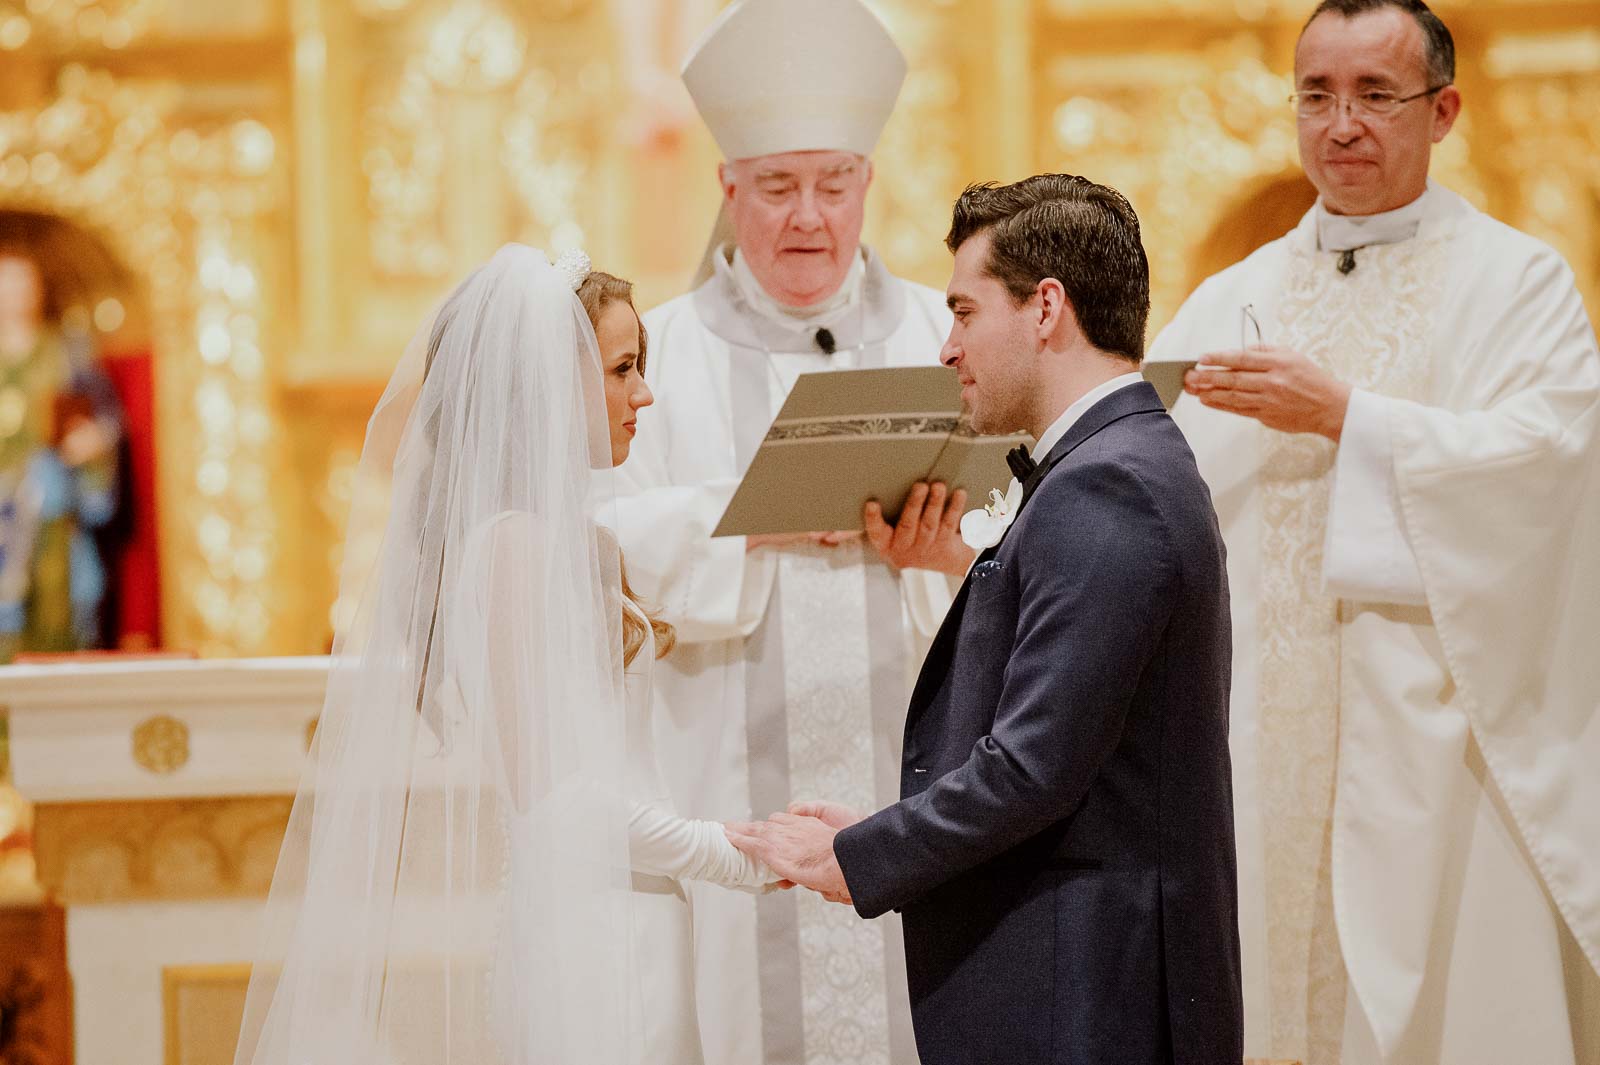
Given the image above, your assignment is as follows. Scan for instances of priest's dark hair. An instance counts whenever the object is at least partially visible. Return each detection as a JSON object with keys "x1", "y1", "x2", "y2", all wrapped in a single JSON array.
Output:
[
  {"x1": 945, "y1": 174, "x2": 1149, "y2": 363},
  {"x1": 1302, "y1": 0, "x2": 1455, "y2": 87}
]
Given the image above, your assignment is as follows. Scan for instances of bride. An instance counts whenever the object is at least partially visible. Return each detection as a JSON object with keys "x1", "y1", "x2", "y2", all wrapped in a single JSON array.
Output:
[{"x1": 233, "y1": 245, "x2": 776, "y2": 1065}]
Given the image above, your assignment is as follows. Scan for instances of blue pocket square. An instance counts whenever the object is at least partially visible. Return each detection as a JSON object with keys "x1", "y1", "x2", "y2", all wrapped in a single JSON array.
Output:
[{"x1": 970, "y1": 559, "x2": 1004, "y2": 581}]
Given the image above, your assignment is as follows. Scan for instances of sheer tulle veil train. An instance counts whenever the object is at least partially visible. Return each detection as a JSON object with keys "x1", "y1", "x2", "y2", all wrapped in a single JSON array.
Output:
[{"x1": 233, "y1": 245, "x2": 638, "y2": 1064}]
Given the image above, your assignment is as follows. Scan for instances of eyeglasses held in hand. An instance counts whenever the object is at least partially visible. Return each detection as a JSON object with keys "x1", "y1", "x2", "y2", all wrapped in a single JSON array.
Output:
[{"x1": 1241, "y1": 304, "x2": 1262, "y2": 352}]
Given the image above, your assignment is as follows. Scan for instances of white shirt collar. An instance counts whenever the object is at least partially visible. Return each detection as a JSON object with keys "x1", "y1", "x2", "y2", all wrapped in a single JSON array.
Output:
[
  {"x1": 1032, "y1": 371, "x2": 1146, "y2": 462},
  {"x1": 1315, "y1": 180, "x2": 1436, "y2": 253},
  {"x1": 729, "y1": 246, "x2": 866, "y2": 329}
]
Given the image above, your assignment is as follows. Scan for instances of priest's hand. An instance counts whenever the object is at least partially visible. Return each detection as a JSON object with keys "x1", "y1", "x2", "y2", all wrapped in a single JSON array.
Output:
[
  {"x1": 864, "y1": 481, "x2": 975, "y2": 577},
  {"x1": 726, "y1": 812, "x2": 852, "y2": 905},
  {"x1": 746, "y1": 531, "x2": 864, "y2": 552},
  {"x1": 1185, "y1": 347, "x2": 1352, "y2": 442}
]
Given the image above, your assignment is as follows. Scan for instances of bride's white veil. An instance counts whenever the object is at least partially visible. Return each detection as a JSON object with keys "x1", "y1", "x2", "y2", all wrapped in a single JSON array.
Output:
[{"x1": 234, "y1": 245, "x2": 636, "y2": 1064}]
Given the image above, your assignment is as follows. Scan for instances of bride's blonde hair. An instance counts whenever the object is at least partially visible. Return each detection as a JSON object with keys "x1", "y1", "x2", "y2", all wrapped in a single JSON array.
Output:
[{"x1": 576, "y1": 269, "x2": 676, "y2": 667}]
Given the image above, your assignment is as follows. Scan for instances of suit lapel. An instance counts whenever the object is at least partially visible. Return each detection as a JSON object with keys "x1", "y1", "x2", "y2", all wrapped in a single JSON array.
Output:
[
  {"x1": 1017, "y1": 381, "x2": 1165, "y2": 515},
  {"x1": 901, "y1": 382, "x2": 1166, "y2": 730}
]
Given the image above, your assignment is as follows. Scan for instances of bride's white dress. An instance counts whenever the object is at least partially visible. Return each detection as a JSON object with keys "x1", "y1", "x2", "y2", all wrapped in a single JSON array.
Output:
[
  {"x1": 235, "y1": 248, "x2": 741, "y2": 1065},
  {"x1": 621, "y1": 598, "x2": 771, "y2": 1064},
  {"x1": 453, "y1": 516, "x2": 769, "y2": 1063}
]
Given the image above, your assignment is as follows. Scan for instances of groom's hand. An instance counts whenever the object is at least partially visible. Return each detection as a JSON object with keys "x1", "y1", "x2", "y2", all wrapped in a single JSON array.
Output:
[
  {"x1": 726, "y1": 813, "x2": 852, "y2": 905},
  {"x1": 864, "y1": 482, "x2": 975, "y2": 578},
  {"x1": 787, "y1": 800, "x2": 865, "y2": 831}
]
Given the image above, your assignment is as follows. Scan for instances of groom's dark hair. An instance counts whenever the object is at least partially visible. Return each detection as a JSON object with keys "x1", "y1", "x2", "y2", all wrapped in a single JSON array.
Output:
[{"x1": 946, "y1": 174, "x2": 1149, "y2": 363}]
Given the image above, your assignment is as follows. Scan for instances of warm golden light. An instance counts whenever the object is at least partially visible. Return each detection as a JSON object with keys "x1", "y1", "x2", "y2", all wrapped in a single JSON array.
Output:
[
  {"x1": 0, "y1": 0, "x2": 1593, "y2": 657},
  {"x1": 93, "y1": 296, "x2": 124, "y2": 331},
  {"x1": 0, "y1": 14, "x2": 31, "y2": 48}
]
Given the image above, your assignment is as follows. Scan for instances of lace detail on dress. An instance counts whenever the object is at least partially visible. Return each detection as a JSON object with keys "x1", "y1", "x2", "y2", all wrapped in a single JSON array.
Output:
[{"x1": 1258, "y1": 236, "x2": 1445, "y2": 1065}]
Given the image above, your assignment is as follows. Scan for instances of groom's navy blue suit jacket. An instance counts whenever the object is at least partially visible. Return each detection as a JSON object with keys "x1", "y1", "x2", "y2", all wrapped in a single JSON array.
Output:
[{"x1": 834, "y1": 381, "x2": 1242, "y2": 1065}]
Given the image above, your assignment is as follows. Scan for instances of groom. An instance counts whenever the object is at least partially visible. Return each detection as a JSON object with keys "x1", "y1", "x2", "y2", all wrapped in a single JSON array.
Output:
[{"x1": 729, "y1": 175, "x2": 1243, "y2": 1065}]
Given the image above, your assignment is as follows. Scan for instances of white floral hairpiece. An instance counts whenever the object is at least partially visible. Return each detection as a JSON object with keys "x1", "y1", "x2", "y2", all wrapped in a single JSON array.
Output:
[{"x1": 553, "y1": 248, "x2": 592, "y2": 292}]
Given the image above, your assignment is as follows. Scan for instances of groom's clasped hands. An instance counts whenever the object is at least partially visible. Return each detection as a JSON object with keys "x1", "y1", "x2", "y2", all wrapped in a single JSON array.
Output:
[{"x1": 726, "y1": 800, "x2": 865, "y2": 905}]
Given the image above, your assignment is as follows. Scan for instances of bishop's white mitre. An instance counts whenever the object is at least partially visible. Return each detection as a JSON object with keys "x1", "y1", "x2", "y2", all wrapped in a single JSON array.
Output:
[{"x1": 681, "y1": 0, "x2": 907, "y2": 161}]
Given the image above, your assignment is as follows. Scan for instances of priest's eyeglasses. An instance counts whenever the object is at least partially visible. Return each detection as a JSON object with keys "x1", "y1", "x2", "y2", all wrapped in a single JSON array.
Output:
[{"x1": 1289, "y1": 85, "x2": 1451, "y2": 120}]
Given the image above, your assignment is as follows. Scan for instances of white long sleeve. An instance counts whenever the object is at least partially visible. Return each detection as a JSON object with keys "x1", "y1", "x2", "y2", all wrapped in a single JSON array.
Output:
[
  {"x1": 620, "y1": 593, "x2": 778, "y2": 891},
  {"x1": 458, "y1": 515, "x2": 776, "y2": 892},
  {"x1": 1323, "y1": 388, "x2": 1428, "y2": 605},
  {"x1": 628, "y1": 800, "x2": 771, "y2": 888}
]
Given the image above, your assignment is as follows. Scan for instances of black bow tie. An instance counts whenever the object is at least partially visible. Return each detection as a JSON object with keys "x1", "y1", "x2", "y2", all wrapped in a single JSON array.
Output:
[{"x1": 1006, "y1": 444, "x2": 1037, "y2": 481}]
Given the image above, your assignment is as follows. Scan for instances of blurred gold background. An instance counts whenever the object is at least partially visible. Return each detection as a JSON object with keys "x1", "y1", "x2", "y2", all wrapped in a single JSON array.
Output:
[{"x1": 1, "y1": 0, "x2": 1597, "y2": 660}]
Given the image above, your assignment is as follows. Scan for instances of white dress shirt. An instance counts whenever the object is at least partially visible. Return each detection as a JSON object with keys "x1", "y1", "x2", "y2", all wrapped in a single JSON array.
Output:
[{"x1": 1032, "y1": 370, "x2": 1147, "y2": 462}]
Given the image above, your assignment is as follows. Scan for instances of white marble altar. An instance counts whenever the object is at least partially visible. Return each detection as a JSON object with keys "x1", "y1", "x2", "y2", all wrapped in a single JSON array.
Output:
[{"x1": 0, "y1": 656, "x2": 328, "y2": 1065}]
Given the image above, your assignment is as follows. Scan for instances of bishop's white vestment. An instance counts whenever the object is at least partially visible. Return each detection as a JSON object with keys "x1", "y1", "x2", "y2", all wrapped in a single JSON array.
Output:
[
  {"x1": 616, "y1": 245, "x2": 954, "y2": 1065},
  {"x1": 1149, "y1": 182, "x2": 1600, "y2": 1065}
]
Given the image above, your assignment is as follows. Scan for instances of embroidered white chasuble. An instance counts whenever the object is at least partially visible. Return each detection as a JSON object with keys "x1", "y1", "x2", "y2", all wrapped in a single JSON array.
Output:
[
  {"x1": 1150, "y1": 184, "x2": 1600, "y2": 1065},
  {"x1": 615, "y1": 246, "x2": 954, "y2": 1065}
]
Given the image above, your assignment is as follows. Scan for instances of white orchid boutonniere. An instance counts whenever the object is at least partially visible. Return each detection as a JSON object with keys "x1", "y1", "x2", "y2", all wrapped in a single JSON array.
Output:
[{"x1": 959, "y1": 478, "x2": 1023, "y2": 551}]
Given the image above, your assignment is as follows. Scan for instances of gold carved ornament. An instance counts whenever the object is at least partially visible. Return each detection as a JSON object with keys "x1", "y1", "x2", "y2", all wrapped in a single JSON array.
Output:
[
  {"x1": 2, "y1": 66, "x2": 287, "y2": 656},
  {"x1": 131, "y1": 714, "x2": 190, "y2": 774}
]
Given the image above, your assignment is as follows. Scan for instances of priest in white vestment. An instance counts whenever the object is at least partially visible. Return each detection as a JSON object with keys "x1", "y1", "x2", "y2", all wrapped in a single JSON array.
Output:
[
  {"x1": 1148, "y1": 3, "x2": 1600, "y2": 1063},
  {"x1": 614, "y1": 3, "x2": 971, "y2": 1064}
]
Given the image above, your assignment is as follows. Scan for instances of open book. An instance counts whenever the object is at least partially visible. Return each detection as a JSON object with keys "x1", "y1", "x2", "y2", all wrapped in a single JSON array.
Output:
[{"x1": 713, "y1": 366, "x2": 1030, "y2": 537}]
